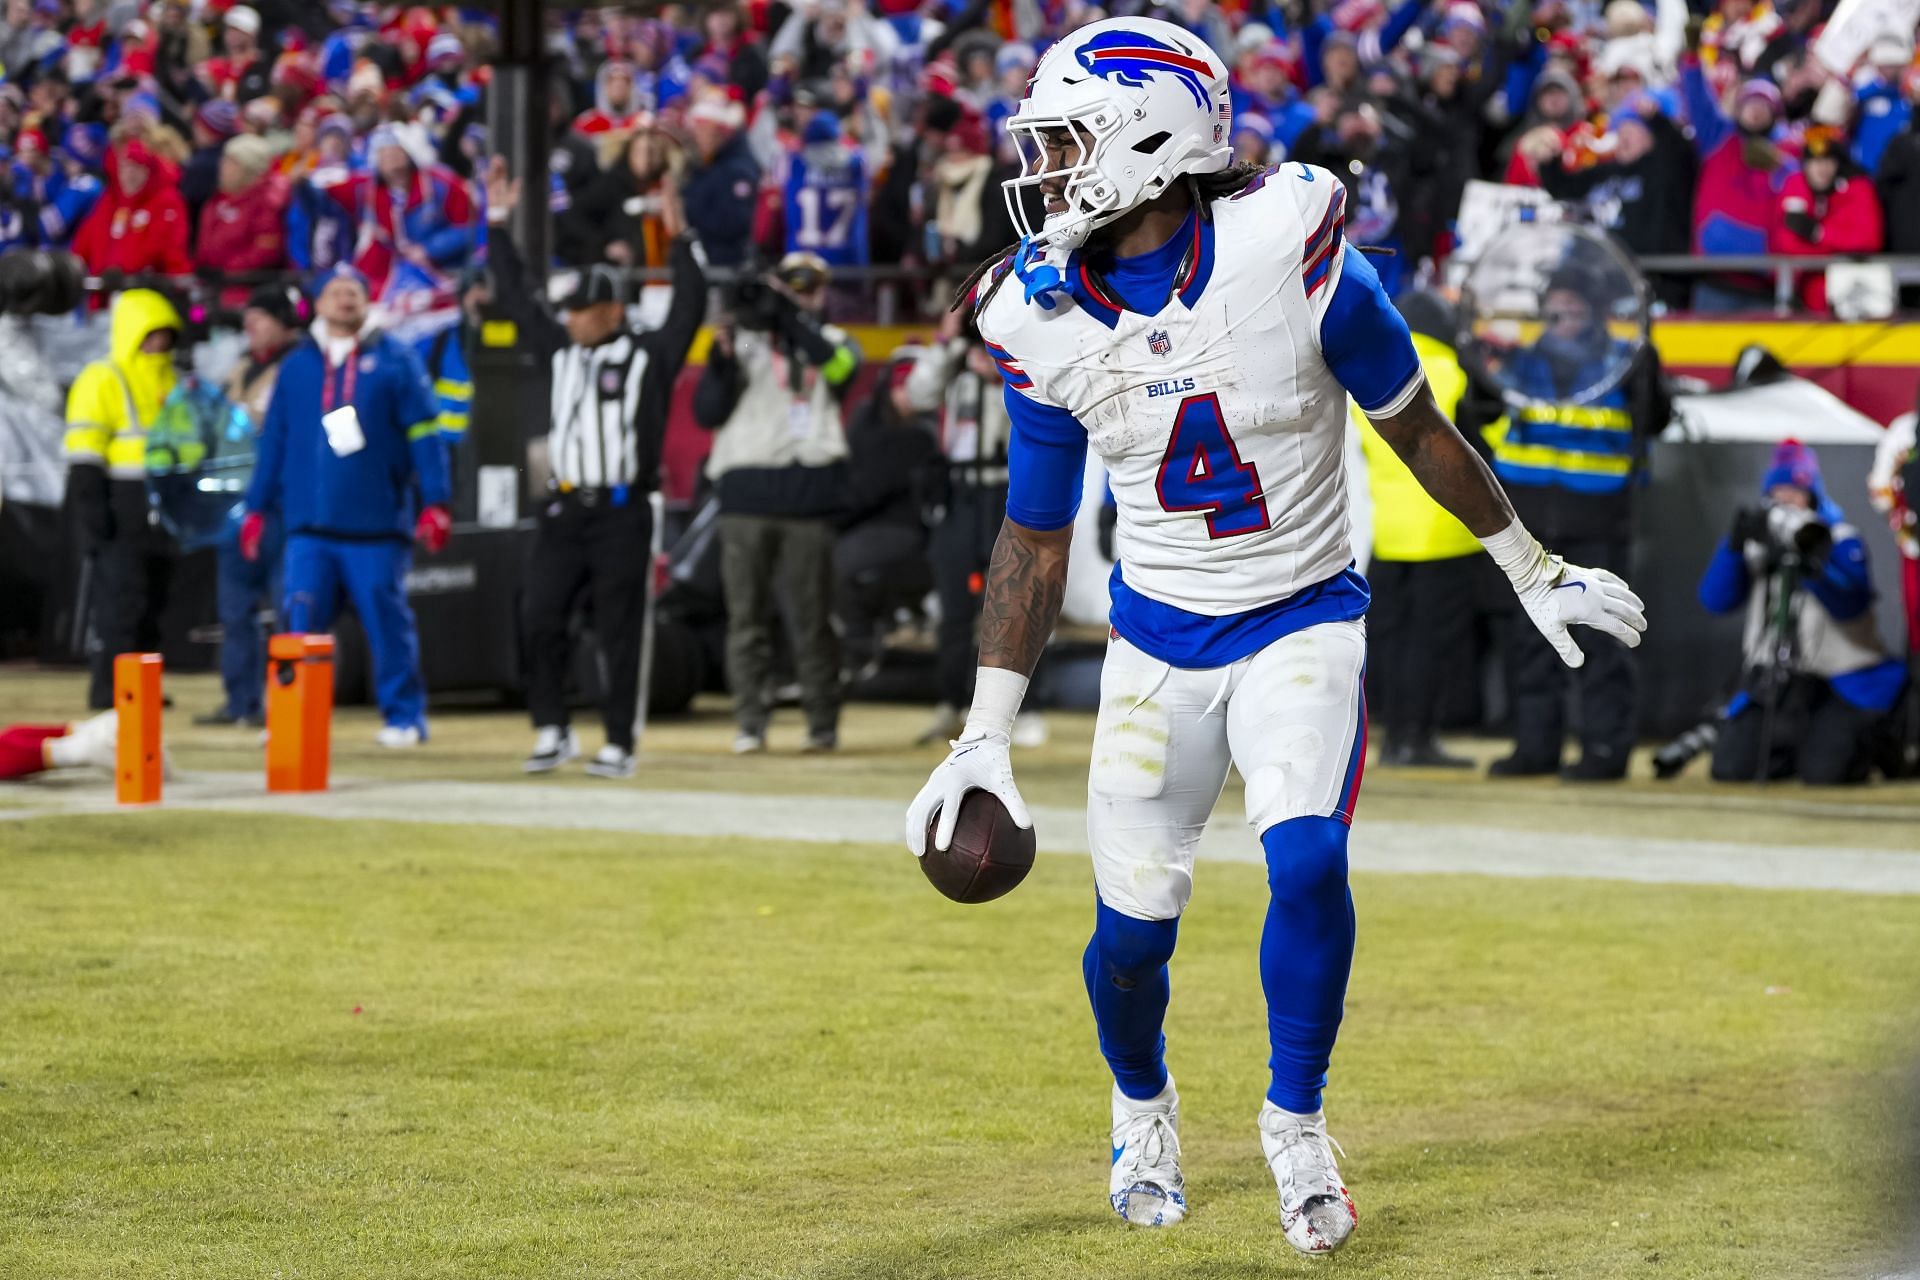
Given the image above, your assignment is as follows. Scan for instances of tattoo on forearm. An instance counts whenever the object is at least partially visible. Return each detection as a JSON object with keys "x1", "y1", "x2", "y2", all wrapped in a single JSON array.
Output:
[
  {"x1": 978, "y1": 521, "x2": 1071, "y2": 677},
  {"x1": 1376, "y1": 389, "x2": 1516, "y2": 538}
]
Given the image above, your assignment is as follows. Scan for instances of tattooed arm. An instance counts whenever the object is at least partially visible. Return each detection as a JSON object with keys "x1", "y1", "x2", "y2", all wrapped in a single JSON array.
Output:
[
  {"x1": 978, "y1": 518, "x2": 1074, "y2": 676},
  {"x1": 1367, "y1": 382, "x2": 1516, "y2": 537}
]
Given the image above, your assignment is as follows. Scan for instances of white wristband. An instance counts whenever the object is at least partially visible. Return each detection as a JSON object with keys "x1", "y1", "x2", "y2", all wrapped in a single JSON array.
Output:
[
  {"x1": 962, "y1": 667, "x2": 1029, "y2": 741},
  {"x1": 1478, "y1": 518, "x2": 1552, "y2": 587}
]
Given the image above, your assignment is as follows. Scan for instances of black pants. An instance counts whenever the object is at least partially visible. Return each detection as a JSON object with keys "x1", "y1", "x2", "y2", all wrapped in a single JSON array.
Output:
[
  {"x1": 719, "y1": 512, "x2": 840, "y2": 738},
  {"x1": 1710, "y1": 676, "x2": 1885, "y2": 786},
  {"x1": 524, "y1": 492, "x2": 652, "y2": 751},
  {"x1": 1505, "y1": 535, "x2": 1637, "y2": 766},
  {"x1": 1367, "y1": 554, "x2": 1479, "y2": 746},
  {"x1": 929, "y1": 482, "x2": 1008, "y2": 710},
  {"x1": 86, "y1": 522, "x2": 176, "y2": 710},
  {"x1": 835, "y1": 522, "x2": 930, "y2": 669}
]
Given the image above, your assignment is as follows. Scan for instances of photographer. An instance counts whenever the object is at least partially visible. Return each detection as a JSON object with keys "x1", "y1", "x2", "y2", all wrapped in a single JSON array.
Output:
[
  {"x1": 484, "y1": 156, "x2": 706, "y2": 780},
  {"x1": 1700, "y1": 441, "x2": 1908, "y2": 785},
  {"x1": 693, "y1": 251, "x2": 860, "y2": 755}
]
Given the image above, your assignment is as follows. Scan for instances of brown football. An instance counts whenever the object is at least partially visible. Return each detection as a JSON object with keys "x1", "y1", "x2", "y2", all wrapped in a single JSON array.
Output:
[{"x1": 920, "y1": 789, "x2": 1037, "y2": 904}]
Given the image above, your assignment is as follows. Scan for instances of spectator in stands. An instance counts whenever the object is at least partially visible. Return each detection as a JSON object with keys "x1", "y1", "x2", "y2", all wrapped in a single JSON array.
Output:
[
  {"x1": 1874, "y1": 70, "x2": 1920, "y2": 257},
  {"x1": 680, "y1": 95, "x2": 759, "y2": 266},
  {"x1": 768, "y1": 0, "x2": 899, "y2": 85},
  {"x1": 1501, "y1": 70, "x2": 1585, "y2": 186},
  {"x1": 693, "y1": 251, "x2": 861, "y2": 755},
  {"x1": 181, "y1": 99, "x2": 240, "y2": 224},
  {"x1": 0, "y1": 0, "x2": 62, "y2": 78},
  {"x1": 302, "y1": 123, "x2": 477, "y2": 299},
  {"x1": 195, "y1": 135, "x2": 290, "y2": 305},
  {"x1": 71, "y1": 126, "x2": 192, "y2": 279},
  {"x1": 1231, "y1": 40, "x2": 1316, "y2": 153},
  {"x1": 46, "y1": 126, "x2": 104, "y2": 246},
  {"x1": 1292, "y1": 100, "x2": 1416, "y2": 290},
  {"x1": 195, "y1": 284, "x2": 302, "y2": 729},
  {"x1": 561, "y1": 121, "x2": 676, "y2": 268},
  {"x1": 1539, "y1": 94, "x2": 1696, "y2": 303},
  {"x1": 1849, "y1": 38, "x2": 1912, "y2": 176},
  {"x1": 1774, "y1": 126, "x2": 1885, "y2": 313},
  {"x1": 204, "y1": 5, "x2": 270, "y2": 104},
  {"x1": 1681, "y1": 59, "x2": 1795, "y2": 311},
  {"x1": 697, "y1": 3, "x2": 768, "y2": 103},
  {"x1": 575, "y1": 59, "x2": 649, "y2": 139},
  {"x1": 63, "y1": 288, "x2": 184, "y2": 709},
  {"x1": 241, "y1": 264, "x2": 451, "y2": 749},
  {"x1": 1701, "y1": 440, "x2": 1908, "y2": 785},
  {"x1": 781, "y1": 110, "x2": 869, "y2": 268}
]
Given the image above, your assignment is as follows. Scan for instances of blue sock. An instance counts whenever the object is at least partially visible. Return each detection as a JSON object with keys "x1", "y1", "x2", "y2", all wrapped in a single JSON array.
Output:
[
  {"x1": 1259, "y1": 815, "x2": 1356, "y2": 1114},
  {"x1": 1083, "y1": 900, "x2": 1180, "y2": 1100}
]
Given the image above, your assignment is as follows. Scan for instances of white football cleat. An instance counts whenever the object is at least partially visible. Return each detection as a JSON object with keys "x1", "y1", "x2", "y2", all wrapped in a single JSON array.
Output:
[
  {"x1": 1259, "y1": 1101, "x2": 1356, "y2": 1255},
  {"x1": 375, "y1": 724, "x2": 423, "y2": 749},
  {"x1": 1109, "y1": 1079, "x2": 1187, "y2": 1227}
]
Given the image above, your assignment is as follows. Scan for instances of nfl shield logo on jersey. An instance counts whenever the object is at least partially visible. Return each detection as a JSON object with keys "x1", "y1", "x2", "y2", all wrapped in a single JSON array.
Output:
[{"x1": 1147, "y1": 329, "x2": 1173, "y2": 357}]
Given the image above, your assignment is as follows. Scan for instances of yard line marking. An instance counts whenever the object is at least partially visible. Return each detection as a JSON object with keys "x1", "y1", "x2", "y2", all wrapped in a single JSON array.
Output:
[{"x1": 6, "y1": 773, "x2": 1920, "y2": 895}]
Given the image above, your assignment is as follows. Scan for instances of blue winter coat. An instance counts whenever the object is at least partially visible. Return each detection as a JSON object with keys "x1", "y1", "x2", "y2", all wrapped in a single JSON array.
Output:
[{"x1": 246, "y1": 326, "x2": 450, "y2": 541}]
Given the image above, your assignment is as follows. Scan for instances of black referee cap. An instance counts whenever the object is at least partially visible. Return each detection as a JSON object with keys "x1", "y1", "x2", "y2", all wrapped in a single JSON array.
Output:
[{"x1": 557, "y1": 264, "x2": 628, "y2": 313}]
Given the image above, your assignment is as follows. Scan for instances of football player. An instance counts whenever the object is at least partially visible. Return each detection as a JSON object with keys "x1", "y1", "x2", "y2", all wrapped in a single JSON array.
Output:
[{"x1": 904, "y1": 16, "x2": 1647, "y2": 1255}]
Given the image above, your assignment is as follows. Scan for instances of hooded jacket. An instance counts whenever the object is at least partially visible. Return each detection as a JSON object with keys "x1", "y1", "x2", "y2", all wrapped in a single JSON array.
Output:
[
  {"x1": 1680, "y1": 57, "x2": 1796, "y2": 259},
  {"x1": 196, "y1": 172, "x2": 292, "y2": 302},
  {"x1": 64, "y1": 288, "x2": 183, "y2": 479},
  {"x1": 1770, "y1": 170, "x2": 1885, "y2": 311},
  {"x1": 63, "y1": 288, "x2": 183, "y2": 547},
  {"x1": 70, "y1": 141, "x2": 194, "y2": 278}
]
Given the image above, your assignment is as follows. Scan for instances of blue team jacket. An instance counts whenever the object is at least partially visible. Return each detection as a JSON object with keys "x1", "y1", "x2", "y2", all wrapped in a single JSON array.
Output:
[{"x1": 246, "y1": 326, "x2": 450, "y2": 541}]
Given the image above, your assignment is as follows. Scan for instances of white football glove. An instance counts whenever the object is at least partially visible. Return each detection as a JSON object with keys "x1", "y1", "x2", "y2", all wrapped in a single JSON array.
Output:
[
  {"x1": 904, "y1": 729, "x2": 1033, "y2": 857},
  {"x1": 1483, "y1": 522, "x2": 1648, "y2": 669}
]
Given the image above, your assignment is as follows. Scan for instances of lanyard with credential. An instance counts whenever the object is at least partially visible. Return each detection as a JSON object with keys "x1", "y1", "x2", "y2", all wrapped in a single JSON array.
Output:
[{"x1": 322, "y1": 344, "x2": 358, "y2": 415}]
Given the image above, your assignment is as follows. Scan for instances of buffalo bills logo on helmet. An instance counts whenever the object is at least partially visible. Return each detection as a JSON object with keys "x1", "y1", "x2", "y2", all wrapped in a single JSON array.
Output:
[{"x1": 1074, "y1": 28, "x2": 1214, "y2": 109}]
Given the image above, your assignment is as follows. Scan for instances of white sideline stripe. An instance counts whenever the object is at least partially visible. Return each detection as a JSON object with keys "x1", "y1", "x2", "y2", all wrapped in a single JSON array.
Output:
[{"x1": 6, "y1": 772, "x2": 1920, "y2": 895}]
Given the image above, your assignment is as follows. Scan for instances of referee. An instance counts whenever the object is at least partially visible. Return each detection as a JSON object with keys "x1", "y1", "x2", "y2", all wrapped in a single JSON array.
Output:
[{"x1": 483, "y1": 154, "x2": 707, "y2": 778}]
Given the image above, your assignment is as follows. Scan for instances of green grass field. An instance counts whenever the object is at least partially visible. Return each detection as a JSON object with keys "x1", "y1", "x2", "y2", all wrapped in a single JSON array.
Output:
[{"x1": 4, "y1": 809, "x2": 1917, "y2": 1279}]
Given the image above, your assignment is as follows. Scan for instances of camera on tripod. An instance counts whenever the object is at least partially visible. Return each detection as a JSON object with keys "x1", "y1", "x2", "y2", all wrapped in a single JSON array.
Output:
[{"x1": 1729, "y1": 503, "x2": 1832, "y2": 570}]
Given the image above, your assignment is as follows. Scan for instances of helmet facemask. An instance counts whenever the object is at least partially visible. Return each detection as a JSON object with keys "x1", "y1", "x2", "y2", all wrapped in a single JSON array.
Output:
[{"x1": 1002, "y1": 106, "x2": 1131, "y2": 253}]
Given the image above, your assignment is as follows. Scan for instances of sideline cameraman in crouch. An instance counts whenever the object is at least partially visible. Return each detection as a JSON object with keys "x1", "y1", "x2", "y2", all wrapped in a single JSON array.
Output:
[
  {"x1": 1700, "y1": 441, "x2": 1908, "y2": 785},
  {"x1": 693, "y1": 251, "x2": 860, "y2": 754}
]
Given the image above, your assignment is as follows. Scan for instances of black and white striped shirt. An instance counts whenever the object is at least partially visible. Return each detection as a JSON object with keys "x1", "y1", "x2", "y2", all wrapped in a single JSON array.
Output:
[
  {"x1": 548, "y1": 333, "x2": 649, "y2": 489},
  {"x1": 489, "y1": 231, "x2": 707, "y2": 493}
]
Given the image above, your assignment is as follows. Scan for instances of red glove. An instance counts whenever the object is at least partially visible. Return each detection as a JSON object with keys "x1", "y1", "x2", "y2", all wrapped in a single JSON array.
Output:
[
  {"x1": 239, "y1": 511, "x2": 266, "y2": 562},
  {"x1": 414, "y1": 504, "x2": 452, "y2": 554}
]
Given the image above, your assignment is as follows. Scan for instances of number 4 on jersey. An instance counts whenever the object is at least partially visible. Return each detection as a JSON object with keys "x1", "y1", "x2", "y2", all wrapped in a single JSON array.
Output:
[{"x1": 1154, "y1": 393, "x2": 1271, "y2": 538}]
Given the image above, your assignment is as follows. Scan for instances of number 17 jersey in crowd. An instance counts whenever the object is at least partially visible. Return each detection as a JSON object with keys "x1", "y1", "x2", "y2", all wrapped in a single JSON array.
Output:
[{"x1": 975, "y1": 162, "x2": 1428, "y2": 670}]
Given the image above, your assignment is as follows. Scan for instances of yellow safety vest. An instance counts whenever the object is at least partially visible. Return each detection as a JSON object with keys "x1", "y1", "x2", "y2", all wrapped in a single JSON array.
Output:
[
  {"x1": 62, "y1": 288, "x2": 183, "y2": 479},
  {"x1": 1354, "y1": 333, "x2": 1481, "y2": 563}
]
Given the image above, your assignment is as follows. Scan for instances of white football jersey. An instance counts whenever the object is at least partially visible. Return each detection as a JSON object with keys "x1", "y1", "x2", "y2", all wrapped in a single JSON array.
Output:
[{"x1": 977, "y1": 163, "x2": 1424, "y2": 620}]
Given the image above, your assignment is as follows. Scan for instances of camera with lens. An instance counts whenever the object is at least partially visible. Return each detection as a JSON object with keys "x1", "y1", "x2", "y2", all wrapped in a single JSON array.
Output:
[
  {"x1": 1730, "y1": 503, "x2": 1831, "y2": 569},
  {"x1": 727, "y1": 276, "x2": 789, "y2": 332},
  {"x1": 0, "y1": 248, "x2": 86, "y2": 316}
]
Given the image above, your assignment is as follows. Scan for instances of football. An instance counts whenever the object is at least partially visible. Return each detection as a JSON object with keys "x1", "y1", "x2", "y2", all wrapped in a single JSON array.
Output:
[{"x1": 920, "y1": 789, "x2": 1037, "y2": 904}]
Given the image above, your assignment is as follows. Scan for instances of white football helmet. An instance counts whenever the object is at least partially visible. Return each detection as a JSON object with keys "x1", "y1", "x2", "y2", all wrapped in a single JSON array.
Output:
[{"x1": 1003, "y1": 16, "x2": 1233, "y2": 252}]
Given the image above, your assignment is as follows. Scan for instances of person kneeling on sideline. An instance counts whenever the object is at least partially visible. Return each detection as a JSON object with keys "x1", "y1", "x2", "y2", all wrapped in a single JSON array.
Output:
[{"x1": 1701, "y1": 440, "x2": 1908, "y2": 784}]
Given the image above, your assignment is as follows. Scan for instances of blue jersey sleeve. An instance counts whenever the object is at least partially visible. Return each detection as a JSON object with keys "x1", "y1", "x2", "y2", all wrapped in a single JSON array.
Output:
[
  {"x1": 1004, "y1": 385, "x2": 1088, "y2": 532},
  {"x1": 1318, "y1": 245, "x2": 1424, "y2": 416}
]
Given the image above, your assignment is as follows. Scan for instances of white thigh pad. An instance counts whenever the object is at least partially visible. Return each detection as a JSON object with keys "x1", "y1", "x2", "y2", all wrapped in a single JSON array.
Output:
[
  {"x1": 1087, "y1": 636, "x2": 1234, "y2": 921},
  {"x1": 1227, "y1": 620, "x2": 1367, "y2": 832}
]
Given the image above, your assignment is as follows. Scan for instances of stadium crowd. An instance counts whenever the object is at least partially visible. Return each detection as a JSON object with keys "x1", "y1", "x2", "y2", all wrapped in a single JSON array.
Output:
[
  {"x1": 0, "y1": 0, "x2": 1915, "y2": 314},
  {"x1": 6, "y1": 0, "x2": 1916, "y2": 780}
]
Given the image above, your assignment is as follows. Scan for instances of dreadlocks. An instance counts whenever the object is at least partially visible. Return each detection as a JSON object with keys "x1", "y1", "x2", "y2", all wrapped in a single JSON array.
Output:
[{"x1": 948, "y1": 162, "x2": 1277, "y2": 315}]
